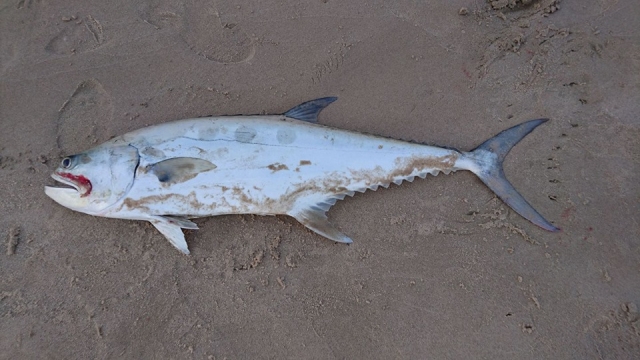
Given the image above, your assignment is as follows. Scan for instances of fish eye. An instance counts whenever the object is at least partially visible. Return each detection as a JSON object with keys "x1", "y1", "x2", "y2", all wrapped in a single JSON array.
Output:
[{"x1": 61, "y1": 157, "x2": 72, "y2": 169}]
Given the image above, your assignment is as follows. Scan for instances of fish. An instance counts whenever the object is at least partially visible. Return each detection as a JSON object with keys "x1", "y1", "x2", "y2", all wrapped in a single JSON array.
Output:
[{"x1": 45, "y1": 97, "x2": 559, "y2": 254}]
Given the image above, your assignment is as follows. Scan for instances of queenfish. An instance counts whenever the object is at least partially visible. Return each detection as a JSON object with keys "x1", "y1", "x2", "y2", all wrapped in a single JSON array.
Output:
[{"x1": 45, "y1": 97, "x2": 559, "y2": 254}]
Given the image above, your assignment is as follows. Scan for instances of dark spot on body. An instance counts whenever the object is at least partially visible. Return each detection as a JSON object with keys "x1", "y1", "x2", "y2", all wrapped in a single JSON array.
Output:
[
  {"x1": 268, "y1": 163, "x2": 289, "y2": 172},
  {"x1": 199, "y1": 126, "x2": 219, "y2": 140},
  {"x1": 299, "y1": 160, "x2": 311, "y2": 166},
  {"x1": 235, "y1": 126, "x2": 257, "y2": 143},
  {"x1": 277, "y1": 128, "x2": 296, "y2": 144}
]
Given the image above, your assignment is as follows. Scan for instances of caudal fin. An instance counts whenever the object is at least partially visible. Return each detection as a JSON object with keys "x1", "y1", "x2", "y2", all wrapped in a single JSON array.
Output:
[{"x1": 464, "y1": 119, "x2": 560, "y2": 232}]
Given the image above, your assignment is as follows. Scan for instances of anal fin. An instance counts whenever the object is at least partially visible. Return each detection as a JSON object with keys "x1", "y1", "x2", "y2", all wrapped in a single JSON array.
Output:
[{"x1": 289, "y1": 207, "x2": 352, "y2": 244}]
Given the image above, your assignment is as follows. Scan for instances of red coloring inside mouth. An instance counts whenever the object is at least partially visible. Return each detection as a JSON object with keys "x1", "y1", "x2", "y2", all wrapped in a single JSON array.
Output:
[{"x1": 58, "y1": 172, "x2": 92, "y2": 197}]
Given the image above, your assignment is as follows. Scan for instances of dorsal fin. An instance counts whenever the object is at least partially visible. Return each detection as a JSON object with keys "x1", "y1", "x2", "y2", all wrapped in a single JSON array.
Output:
[{"x1": 283, "y1": 97, "x2": 337, "y2": 123}]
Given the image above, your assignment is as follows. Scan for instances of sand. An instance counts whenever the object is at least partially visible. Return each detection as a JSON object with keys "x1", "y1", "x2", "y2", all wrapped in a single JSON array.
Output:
[{"x1": 1, "y1": 0, "x2": 639, "y2": 358}]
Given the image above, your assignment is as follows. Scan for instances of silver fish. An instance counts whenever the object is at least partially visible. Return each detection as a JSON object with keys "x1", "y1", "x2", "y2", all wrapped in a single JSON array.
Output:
[{"x1": 45, "y1": 97, "x2": 559, "y2": 254}]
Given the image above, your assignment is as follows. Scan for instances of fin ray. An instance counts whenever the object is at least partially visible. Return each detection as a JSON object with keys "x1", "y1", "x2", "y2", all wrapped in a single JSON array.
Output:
[
  {"x1": 150, "y1": 219, "x2": 191, "y2": 254},
  {"x1": 284, "y1": 97, "x2": 338, "y2": 123},
  {"x1": 288, "y1": 207, "x2": 352, "y2": 243}
]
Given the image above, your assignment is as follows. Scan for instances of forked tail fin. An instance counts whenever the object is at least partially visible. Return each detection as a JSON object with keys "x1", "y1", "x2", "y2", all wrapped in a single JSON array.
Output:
[{"x1": 463, "y1": 119, "x2": 560, "y2": 232}]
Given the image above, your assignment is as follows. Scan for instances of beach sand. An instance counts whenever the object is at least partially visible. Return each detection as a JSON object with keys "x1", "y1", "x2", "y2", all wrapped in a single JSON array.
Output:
[{"x1": 1, "y1": 0, "x2": 639, "y2": 358}]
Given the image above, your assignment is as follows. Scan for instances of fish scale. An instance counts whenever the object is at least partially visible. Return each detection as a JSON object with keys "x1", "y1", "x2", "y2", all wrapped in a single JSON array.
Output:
[{"x1": 46, "y1": 97, "x2": 559, "y2": 254}]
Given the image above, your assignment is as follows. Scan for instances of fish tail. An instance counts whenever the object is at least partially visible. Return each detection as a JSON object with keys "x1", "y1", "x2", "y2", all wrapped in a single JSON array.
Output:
[{"x1": 460, "y1": 119, "x2": 560, "y2": 232}]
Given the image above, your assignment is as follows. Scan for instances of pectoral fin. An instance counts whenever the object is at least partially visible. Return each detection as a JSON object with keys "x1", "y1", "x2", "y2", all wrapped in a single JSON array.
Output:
[
  {"x1": 150, "y1": 216, "x2": 199, "y2": 254},
  {"x1": 289, "y1": 206, "x2": 352, "y2": 244},
  {"x1": 149, "y1": 157, "x2": 217, "y2": 185}
]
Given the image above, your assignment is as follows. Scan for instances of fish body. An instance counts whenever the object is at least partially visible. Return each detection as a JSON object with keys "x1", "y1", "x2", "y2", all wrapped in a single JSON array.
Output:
[{"x1": 46, "y1": 98, "x2": 558, "y2": 254}]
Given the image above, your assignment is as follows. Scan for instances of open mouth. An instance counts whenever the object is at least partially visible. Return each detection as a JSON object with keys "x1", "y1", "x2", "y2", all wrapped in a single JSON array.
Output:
[{"x1": 48, "y1": 172, "x2": 93, "y2": 197}]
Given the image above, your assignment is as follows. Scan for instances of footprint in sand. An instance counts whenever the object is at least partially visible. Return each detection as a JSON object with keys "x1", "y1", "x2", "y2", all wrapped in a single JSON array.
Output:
[
  {"x1": 138, "y1": 0, "x2": 255, "y2": 64},
  {"x1": 45, "y1": 15, "x2": 105, "y2": 55},
  {"x1": 138, "y1": 0, "x2": 184, "y2": 29},
  {"x1": 56, "y1": 79, "x2": 113, "y2": 155}
]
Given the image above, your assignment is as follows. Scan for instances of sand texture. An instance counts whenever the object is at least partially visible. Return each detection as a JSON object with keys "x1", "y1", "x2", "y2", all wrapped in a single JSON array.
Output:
[{"x1": 1, "y1": 0, "x2": 639, "y2": 358}]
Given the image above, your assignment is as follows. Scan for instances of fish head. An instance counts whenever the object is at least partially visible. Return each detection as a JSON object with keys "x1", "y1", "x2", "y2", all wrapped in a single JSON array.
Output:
[{"x1": 45, "y1": 145, "x2": 140, "y2": 214}]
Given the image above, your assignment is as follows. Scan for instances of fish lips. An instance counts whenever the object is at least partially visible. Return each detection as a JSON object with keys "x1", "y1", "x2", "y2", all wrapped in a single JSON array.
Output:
[{"x1": 46, "y1": 172, "x2": 93, "y2": 198}]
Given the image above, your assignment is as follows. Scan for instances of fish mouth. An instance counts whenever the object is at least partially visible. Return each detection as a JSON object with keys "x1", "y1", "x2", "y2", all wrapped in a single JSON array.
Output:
[{"x1": 47, "y1": 172, "x2": 93, "y2": 197}]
